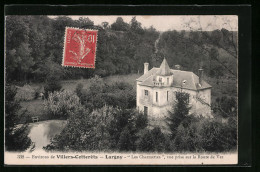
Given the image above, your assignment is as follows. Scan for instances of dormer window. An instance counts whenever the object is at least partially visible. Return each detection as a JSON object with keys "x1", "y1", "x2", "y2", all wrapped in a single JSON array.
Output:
[{"x1": 159, "y1": 77, "x2": 162, "y2": 82}]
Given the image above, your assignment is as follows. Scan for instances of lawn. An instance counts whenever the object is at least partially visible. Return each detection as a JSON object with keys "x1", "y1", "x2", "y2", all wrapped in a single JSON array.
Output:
[
  {"x1": 60, "y1": 73, "x2": 141, "y2": 91},
  {"x1": 19, "y1": 99, "x2": 46, "y2": 123}
]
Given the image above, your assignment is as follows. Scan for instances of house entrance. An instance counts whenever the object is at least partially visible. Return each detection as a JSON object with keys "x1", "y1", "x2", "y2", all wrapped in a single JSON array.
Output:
[{"x1": 144, "y1": 106, "x2": 148, "y2": 116}]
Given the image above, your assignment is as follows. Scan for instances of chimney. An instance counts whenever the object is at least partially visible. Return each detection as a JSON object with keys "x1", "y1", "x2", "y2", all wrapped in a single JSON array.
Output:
[
  {"x1": 175, "y1": 65, "x2": 181, "y2": 70},
  {"x1": 198, "y1": 68, "x2": 204, "y2": 84},
  {"x1": 144, "y1": 62, "x2": 149, "y2": 74}
]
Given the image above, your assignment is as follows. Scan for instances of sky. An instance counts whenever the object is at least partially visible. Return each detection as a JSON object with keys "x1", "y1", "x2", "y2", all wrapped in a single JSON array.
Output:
[{"x1": 48, "y1": 15, "x2": 238, "y2": 32}]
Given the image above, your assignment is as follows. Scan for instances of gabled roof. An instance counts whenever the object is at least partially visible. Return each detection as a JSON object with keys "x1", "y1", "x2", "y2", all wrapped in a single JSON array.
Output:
[
  {"x1": 137, "y1": 68, "x2": 211, "y2": 91},
  {"x1": 137, "y1": 58, "x2": 211, "y2": 91},
  {"x1": 170, "y1": 69, "x2": 211, "y2": 90},
  {"x1": 156, "y1": 58, "x2": 172, "y2": 76}
]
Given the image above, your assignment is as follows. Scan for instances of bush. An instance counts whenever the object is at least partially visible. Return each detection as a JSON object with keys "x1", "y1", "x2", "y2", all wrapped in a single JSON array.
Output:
[
  {"x1": 15, "y1": 84, "x2": 35, "y2": 101},
  {"x1": 80, "y1": 77, "x2": 136, "y2": 110},
  {"x1": 43, "y1": 91, "x2": 81, "y2": 119}
]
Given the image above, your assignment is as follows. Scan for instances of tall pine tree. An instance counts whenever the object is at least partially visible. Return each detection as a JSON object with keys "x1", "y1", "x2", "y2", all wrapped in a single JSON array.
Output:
[
  {"x1": 167, "y1": 91, "x2": 191, "y2": 139},
  {"x1": 5, "y1": 85, "x2": 32, "y2": 151}
]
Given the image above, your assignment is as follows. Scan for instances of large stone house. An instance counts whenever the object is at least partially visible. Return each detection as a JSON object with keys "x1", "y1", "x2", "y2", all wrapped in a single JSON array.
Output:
[{"x1": 136, "y1": 58, "x2": 212, "y2": 119}]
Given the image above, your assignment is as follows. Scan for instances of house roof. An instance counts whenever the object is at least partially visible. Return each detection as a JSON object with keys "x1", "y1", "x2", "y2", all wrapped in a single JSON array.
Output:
[
  {"x1": 156, "y1": 58, "x2": 172, "y2": 76},
  {"x1": 137, "y1": 68, "x2": 212, "y2": 91}
]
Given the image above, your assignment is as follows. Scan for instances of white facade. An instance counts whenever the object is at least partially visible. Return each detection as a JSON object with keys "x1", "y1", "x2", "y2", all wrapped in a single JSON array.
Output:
[{"x1": 136, "y1": 59, "x2": 212, "y2": 119}]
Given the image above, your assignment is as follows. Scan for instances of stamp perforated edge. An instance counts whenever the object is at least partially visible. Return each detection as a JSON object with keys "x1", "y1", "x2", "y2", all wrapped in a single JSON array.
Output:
[{"x1": 61, "y1": 26, "x2": 98, "y2": 69}]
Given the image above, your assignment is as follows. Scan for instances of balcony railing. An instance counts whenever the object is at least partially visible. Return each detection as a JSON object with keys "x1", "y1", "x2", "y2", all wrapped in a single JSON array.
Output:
[{"x1": 153, "y1": 82, "x2": 164, "y2": 87}]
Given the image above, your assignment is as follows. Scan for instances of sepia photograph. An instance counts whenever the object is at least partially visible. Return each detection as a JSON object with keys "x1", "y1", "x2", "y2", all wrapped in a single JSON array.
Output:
[{"x1": 4, "y1": 14, "x2": 239, "y2": 165}]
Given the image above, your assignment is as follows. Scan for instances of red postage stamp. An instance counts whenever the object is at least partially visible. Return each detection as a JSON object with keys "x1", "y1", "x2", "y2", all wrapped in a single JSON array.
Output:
[{"x1": 62, "y1": 27, "x2": 98, "y2": 68}]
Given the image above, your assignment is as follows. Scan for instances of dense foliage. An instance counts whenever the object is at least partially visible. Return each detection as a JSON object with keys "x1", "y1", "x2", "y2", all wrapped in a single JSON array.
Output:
[
  {"x1": 44, "y1": 105, "x2": 148, "y2": 152},
  {"x1": 5, "y1": 85, "x2": 32, "y2": 151},
  {"x1": 167, "y1": 91, "x2": 237, "y2": 152},
  {"x1": 6, "y1": 16, "x2": 237, "y2": 83},
  {"x1": 167, "y1": 91, "x2": 191, "y2": 139},
  {"x1": 44, "y1": 89, "x2": 237, "y2": 152},
  {"x1": 76, "y1": 76, "x2": 136, "y2": 110}
]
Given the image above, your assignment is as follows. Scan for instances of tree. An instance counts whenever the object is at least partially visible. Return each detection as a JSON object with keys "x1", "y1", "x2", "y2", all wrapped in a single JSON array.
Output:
[
  {"x1": 101, "y1": 22, "x2": 109, "y2": 29},
  {"x1": 44, "y1": 106, "x2": 98, "y2": 151},
  {"x1": 167, "y1": 91, "x2": 191, "y2": 139},
  {"x1": 77, "y1": 17, "x2": 94, "y2": 28},
  {"x1": 151, "y1": 127, "x2": 171, "y2": 152},
  {"x1": 130, "y1": 17, "x2": 144, "y2": 34},
  {"x1": 5, "y1": 84, "x2": 32, "y2": 151},
  {"x1": 135, "y1": 111, "x2": 148, "y2": 130},
  {"x1": 137, "y1": 130, "x2": 155, "y2": 152},
  {"x1": 5, "y1": 16, "x2": 34, "y2": 81},
  {"x1": 118, "y1": 126, "x2": 136, "y2": 151},
  {"x1": 43, "y1": 91, "x2": 81, "y2": 119},
  {"x1": 44, "y1": 75, "x2": 62, "y2": 98},
  {"x1": 173, "y1": 118, "x2": 200, "y2": 151},
  {"x1": 111, "y1": 17, "x2": 130, "y2": 31}
]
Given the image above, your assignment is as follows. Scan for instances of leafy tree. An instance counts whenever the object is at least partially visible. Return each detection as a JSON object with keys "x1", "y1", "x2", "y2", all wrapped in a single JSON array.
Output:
[
  {"x1": 43, "y1": 91, "x2": 81, "y2": 119},
  {"x1": 130, "y1": 17, "x2": 144, "y2": 34},
  {"x1": 33, "y1": 54, "x2": 64, "y2": 82},
  {"x1": 5, "y1": 84, "x2": 32, "y2": 151},
  {"x1": 151, "y1": 127, "x2": 171, "y2": 152},
  {"x1": 6, "y1": 16, "x2": 34, "y2": 81},
  {"x1": 107, "y1": 109, "x2": 134, "y2": 148},
  {"x1": 118, "y1": 126, "x2": 136, "y2": 151},
  {"x1": 135, "y1": 111, "x2": 148, "y2": 130},
  {"x1": 77, "y1": 17, "x2": 94, "y2": 28},
  {"x1": 101, "y1": 22, "x2": 109, "y2": 29},
  {"x1": 167, "y1": 91, "x2": 191, "y2": 139},
  {"x1": 44, "y1": 106, "x2": 140, "y2": 152},
  {"x1": 111, "y1": 17, "x2": 130, "y2": 31},
  {"x1": 173, "y1": 116, "x2": 237, "y2": 152},
  {"x1": 137, "y1": 127, "x2": 172, "y2": 152},
  {"x1": 44, "y1": 75, "x2": 62, "y2": 98},
  {"x1": 44, "y1": 106, "x2": 97, "y2": 151},
  {"x1": 173, "y1": 117, "x2": 200, "y2": 151},
  {"x1": 137, "y1": 130, "x2": 155, "y2": 152}
]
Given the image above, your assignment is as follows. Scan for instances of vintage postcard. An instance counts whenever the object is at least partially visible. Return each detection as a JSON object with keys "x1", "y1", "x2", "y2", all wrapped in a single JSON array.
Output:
[{"x1": 4, "y1": 14, "x2": 238, "y2": 165}]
